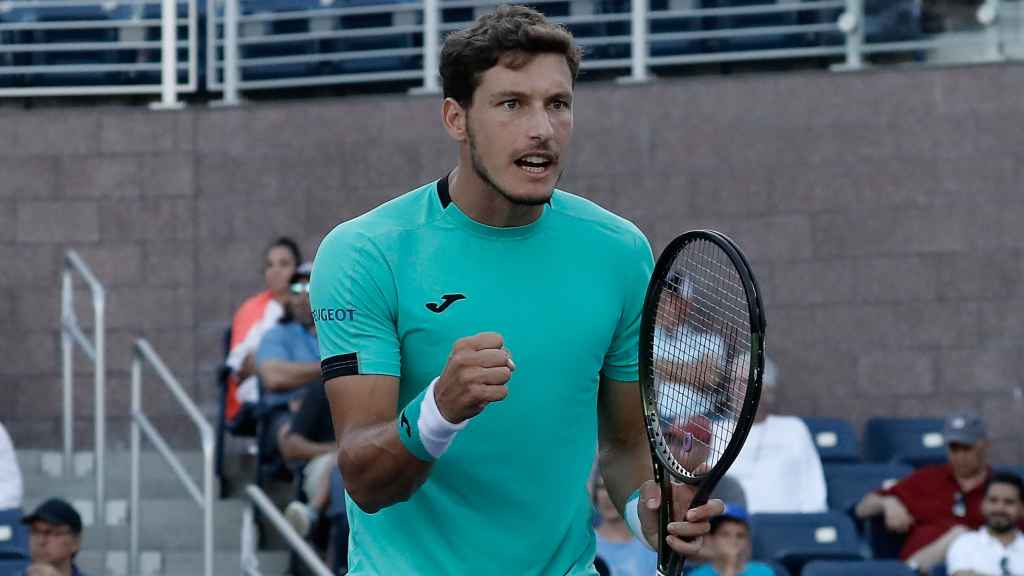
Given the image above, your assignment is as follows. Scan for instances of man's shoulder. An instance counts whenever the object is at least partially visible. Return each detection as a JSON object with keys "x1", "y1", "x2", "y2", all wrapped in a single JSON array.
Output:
[
  {"x1": 549, "y1": 189, "x2": 648, "y2": 249},
  {"x1": 318, "y1": 182, "x2": 439, "y2": 253}
]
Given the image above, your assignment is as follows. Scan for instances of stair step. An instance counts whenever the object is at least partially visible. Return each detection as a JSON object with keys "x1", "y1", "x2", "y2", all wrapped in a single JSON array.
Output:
[
  {"x1": 22, "y1": 497, "x2": 249, "y2": 550},
  {"x1": 75, "y1": 550, "x2": 292, "y2": 576}
]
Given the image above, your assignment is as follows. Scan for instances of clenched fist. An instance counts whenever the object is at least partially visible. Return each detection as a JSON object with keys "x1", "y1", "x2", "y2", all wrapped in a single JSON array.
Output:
[{"x1": 434, "y1": 332, "x2": 516, "y2": 423}]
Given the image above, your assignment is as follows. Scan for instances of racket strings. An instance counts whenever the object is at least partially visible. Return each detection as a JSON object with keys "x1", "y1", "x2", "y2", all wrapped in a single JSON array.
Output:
[{"x1": 651, "y1": 238, "x2": 752, "y2": 479}]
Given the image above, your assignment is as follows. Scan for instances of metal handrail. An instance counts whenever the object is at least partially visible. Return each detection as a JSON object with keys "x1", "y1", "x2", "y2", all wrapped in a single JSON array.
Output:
[
  {"x1": 60, "y1": 250, "x2": 106, "y2": 533},
  {"x1": 241, "y1": 485, "x2": 332, "y2": 576},
  {"x1": 195, "y1": 0, "x2": 1016, "y2": 99},
  {"x1": 130, "y1": 338, "x2": 215, "y2": 576},
  {"x1": 0, "y1": 0, "x2": 198, "y2": 100}
]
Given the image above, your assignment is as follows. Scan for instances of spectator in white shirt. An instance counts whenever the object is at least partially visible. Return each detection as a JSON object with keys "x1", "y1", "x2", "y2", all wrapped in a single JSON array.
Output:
[
  {"x1": 947, "y1": 472, "x2": 1024, "y2": 576},
  {"x1": 724, "y1": 354, "x2": 827, "y2": 514},
  {"x1": 0, "y1": 420, "x2": 23, "y2": 510}
]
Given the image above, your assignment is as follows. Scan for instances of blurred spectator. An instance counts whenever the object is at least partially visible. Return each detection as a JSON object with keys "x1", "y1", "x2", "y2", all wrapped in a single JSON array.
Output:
[
  {"x1": 257, "y1": 262, "x2": 319, "y2": 400},
  {"x1": 224, "y1": 237, "x2": 302, "y2": 420},
  {"x1": 22, "y1": 499, "x2": 89, "y2": 576},
  {"x1": 256, "y1": 263, "x2": 319, "y2": 462},
  {"x1": 0, "y1": 420, "x2": 23, "y2": 510},
  {"x1": 592, "y1": 472, "x2": 657, "y2": 576},
  {"x1": 726, "y1": 354, "x2": 827, "y2": 514},
  {"x1": 281, "y1": 372, "x2": 337, "y2": 539},
  {"x1": 653, "y1": 274, "x2": 726, "y2": 422},
  {"x1": 946, "y1": 471, "x2": 1024, "y2": 576},
  {"x1": 690, "y1": 505, "x2": 773, "y2": 576},
  {"x1": 855, "y1": 411, "x2": 993, "y2": 573}
]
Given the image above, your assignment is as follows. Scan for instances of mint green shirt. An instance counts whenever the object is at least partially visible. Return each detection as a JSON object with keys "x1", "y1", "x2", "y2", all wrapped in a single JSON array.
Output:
[{"x1": 310, "y1": 177, "x2": 654, "y2": 575}]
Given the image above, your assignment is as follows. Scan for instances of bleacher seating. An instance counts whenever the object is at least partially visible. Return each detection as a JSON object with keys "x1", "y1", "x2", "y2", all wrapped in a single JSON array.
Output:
[
  {"x1": 750, "y1": 512, "x2": 866, "y2": 575},
  {"x1": 804, "y1": 417, "x2": 860, "y2": 464},
  {"x1": 803, "y1": 559, "x2": 916, "y2": 576},
  {"x1": 0, "y1": 0, "x2": 941, "y2": 90},
  {"x1": 863, "y1": 417, "x2": 946, "y2": 468},
  {"x1": 0, "y1": 556, "x2": 30, "y2": 576},
  {"x1": 824, "y1": 462, "x2": 913, "y2": 513},
  {"x1": 0, "y1": 509, "x2": 26, "y2": 560}
]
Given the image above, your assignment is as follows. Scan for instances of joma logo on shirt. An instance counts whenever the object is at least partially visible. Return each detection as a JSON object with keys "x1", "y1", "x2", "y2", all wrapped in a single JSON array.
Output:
[{"x1": 313, "y1": 308, "x2": 357, "y2": 322}]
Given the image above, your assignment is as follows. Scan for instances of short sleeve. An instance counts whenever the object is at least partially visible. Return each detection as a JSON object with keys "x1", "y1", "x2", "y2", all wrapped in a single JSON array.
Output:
[
  {"x1": 944, "y1": 532, "x2": 970, "y2": 572},
  {"x1": 601, "y1": 230, "x2": 655, "y2": 382},
  {"x1": 255, "y1": 325, "x2": 290, "y2": 366},
  {"x1": 311, "y1": 225, "x2": 401, "y2": 381}
]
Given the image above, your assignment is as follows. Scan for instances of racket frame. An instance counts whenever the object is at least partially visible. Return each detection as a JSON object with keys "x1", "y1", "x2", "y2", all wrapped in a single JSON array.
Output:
[{"x1": 637, "y1": 229, "x2": 766, "y2": 576}]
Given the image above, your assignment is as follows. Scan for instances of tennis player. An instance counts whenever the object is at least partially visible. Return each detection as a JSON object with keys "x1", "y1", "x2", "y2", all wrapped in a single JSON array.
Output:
[{"x1": 310, "y1": 5, "x2": 723, "y2": 574}]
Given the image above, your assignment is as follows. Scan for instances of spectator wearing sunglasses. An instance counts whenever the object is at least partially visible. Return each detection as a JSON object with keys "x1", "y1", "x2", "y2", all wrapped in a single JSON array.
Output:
[
  {"x1": 255, "y1": 264, "x2": 321, "y2": 468},
  {"x1": 947, "y1": 472, "x2": 1024, "y2": 576}
]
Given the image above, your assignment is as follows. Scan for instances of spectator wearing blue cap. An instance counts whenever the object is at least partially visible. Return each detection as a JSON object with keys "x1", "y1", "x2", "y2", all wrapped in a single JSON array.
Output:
[
  {"x1": 21, "y1": 498, "x2": 90, "y2": 576},
  {"x1": 690, "y1": 505, "x2": 773, "y2": 576}
]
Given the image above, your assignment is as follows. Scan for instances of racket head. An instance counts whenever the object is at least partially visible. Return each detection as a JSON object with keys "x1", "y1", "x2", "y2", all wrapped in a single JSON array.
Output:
[{"x1": 639, "y1": 230, "x2": 766, "y2": 488}]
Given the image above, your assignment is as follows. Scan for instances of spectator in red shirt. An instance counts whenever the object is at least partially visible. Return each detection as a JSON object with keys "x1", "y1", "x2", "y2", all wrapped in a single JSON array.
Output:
[{"x1": 855, "y1": 412, "x2": 992, "y2": 574}]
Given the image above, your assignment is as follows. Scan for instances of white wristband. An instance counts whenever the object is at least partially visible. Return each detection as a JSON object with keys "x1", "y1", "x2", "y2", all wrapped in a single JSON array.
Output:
[
  {"x1": 625, "y1": 489, "x2": 653, "y2": 550},
  {"x1": 418, "y1": 377, "x2": 468, "y2": 459}
]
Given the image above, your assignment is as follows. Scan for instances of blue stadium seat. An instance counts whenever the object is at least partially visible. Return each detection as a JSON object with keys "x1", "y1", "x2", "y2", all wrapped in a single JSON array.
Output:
[
  {"x1": 996, "y1": 465, "x2": 1024, "y2": 479},
  {"x1": 326, "y1": 0, "x2": 419, "y2": 75},
  {"x1": 804, "y1": 417, "x2": 860, "y2": 464},
  {"x1": 700, "y1": 0, "x2": 802, "y2": 52},
  {"x1": 930, "y1": 563, "x2": 947, "y2": 576},
  {"x1": 863, "y1": 418, "x2": 946, "y2": 467},
  {"x1": 824, "y1": 462, "x2": 913, "y2": 513},
  {"x1": 0, "y1": 508, "x2": 27, "y2": 559},
  {"x1": 803, "y1": 559, "x2": 915, "y2": 576},
  {"x1": 750, "y1": 512, "x2": 866, "y2": 575},
  {"x1": 799, "y1": 0, "x2": 922, "y2": 48},
  {"x1": 0, "y1": 556, "x2": 30, "y2": 576},
  {"x1": 647, "y1": 0, "x2": 706, "y2": 58}
]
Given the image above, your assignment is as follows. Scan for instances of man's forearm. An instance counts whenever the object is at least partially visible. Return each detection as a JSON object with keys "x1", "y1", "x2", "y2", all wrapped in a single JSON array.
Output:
[
  {"x1": 259, "y1": 361, "x2": 320, "y2": 391},
  {"x1": 339, "y1": 420, "x2": 433, "y2": 514},
  {"x1": 598, "y1": 435, "x2": 653, "y2": 518},
  {"x1": 855, "y1": 492, "x2": 887, "y2": 518}
]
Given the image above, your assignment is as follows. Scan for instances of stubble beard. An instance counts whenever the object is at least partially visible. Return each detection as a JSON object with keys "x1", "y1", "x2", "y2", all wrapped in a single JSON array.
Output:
[{"x1": 467, "y1": 122, "x2": 558, "y2": 207}]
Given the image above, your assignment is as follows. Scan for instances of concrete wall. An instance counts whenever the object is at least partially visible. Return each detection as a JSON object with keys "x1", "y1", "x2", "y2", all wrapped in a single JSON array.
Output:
[{"x1": 2, "y1": 62, "x2": 1022, "y2": 464}]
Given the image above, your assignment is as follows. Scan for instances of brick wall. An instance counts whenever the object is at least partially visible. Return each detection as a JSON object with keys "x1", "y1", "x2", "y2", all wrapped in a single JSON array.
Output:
[{"x1": 2, "y1": 63, "x2": 1022, "y2": 464}]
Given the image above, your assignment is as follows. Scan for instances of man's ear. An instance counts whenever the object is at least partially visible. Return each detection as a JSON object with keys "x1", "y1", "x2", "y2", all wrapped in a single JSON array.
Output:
[{"x1": 442, "y1": 97, "x2": 468, "y2": 143}]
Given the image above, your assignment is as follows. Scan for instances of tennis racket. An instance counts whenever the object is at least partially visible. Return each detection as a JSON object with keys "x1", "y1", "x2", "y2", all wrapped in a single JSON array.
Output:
[{"x1": 638, "y1": 230, "x2": 766, "y2": 576}]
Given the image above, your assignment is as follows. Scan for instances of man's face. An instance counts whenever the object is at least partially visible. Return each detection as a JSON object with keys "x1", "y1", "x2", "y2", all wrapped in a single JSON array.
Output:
[
  {"x1": 947, "y1": 440, "x2": 987, "y2": 479},
  {"x1": 29, "y1": 521, "x2": 79, "y2": 566},
  {"x1": 981, "y1": 482, "x2": 1022, "y2": 534},
  {"x1": 658, "y1": 291, "x2": 690, "y2": 332},
  {"x1": 712, "y1": 519, "x2": 751, "y2": 560},
  {"x1": 289, "y1": 281, "x2": 313, "y2": 326},
  {"x1": 265, "y1": 246, "x2": 297, "y2": 295},
  {"x1": 461, "y1": 52, "x2": 573, "y2": 206}
]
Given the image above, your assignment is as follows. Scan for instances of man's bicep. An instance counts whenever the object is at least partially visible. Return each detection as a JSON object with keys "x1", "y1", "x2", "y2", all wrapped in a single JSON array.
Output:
[
  {"x1": 597, "y1": 374, "x2": 646, "y2": 446},
  {"x1": 324, "y1": 374, "x2": 400, "y2": 437}
]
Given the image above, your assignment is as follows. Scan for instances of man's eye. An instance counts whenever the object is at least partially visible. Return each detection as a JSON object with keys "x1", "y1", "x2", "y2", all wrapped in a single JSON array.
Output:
[{"x1": 502, "y1": 100, "x2": 519, "y2": 110}]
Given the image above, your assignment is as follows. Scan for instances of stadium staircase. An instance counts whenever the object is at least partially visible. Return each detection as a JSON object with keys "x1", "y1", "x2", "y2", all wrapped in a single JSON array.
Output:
[{"x1": 16, "y1": 449, "x2": 290, "y2": 576}]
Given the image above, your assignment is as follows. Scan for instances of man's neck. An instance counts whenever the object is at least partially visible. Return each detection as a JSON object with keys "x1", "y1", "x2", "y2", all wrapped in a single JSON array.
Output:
[
  {"x1": 986, "y1": 526, "x2": 1020, "y2": 547},
  {"x1": 449, "y1": 165, "x2": 544, "y2": 228},
  {"x1": 955, "y1": 467, "x2": 987, "y2": 492},
  {"x1": 56, "y1": 559, "x2": 74, "y2": 576}
]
